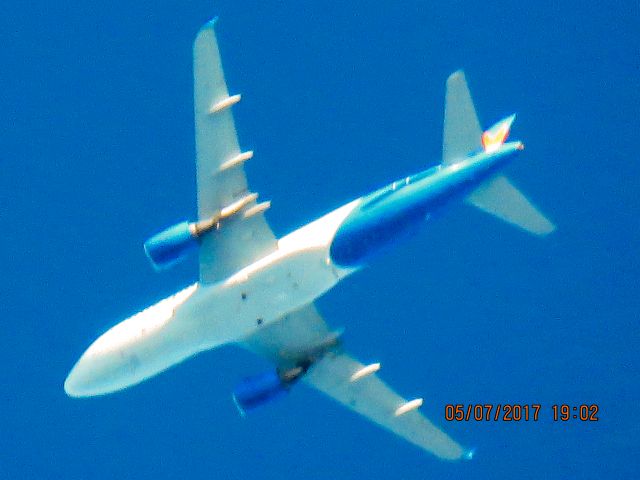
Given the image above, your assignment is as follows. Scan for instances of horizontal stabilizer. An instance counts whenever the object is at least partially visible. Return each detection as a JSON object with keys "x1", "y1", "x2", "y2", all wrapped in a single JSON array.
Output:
[{"x1": 466, "y1": 175, "x2": 556, "y2": 236}]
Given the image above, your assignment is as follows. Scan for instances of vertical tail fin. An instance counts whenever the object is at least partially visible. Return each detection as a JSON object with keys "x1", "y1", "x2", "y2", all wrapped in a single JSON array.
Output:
[
  {"x1": 442, "y1": 70, "x2": 482, "y2": 165},
  {"x1": 441, "y1": 70, "x2": 556, "y2": 236}
]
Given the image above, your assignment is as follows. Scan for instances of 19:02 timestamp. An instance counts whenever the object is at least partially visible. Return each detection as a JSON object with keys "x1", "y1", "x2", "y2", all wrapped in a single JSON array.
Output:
[
  {"x1": 552, "y1": 404, "x2": 599, "y2": 421},
  {"x1": 444, "y1": 404, "x2": 599, "y2": 422}
]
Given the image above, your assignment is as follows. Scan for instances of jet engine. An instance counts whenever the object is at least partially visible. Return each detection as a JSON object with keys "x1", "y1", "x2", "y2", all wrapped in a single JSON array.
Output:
[
  {"x1": 232, "y1": 366, "x2": 307, "y2": 414},
  {"x1": 233, "y1": 332, "x2": 344, "y2": 414},
  {"x1": 144, "y1": 221, "x2": 201, "y2": 270},
  {"x1": 144, "y1": 193, "x2": 259, "y2": 270}
]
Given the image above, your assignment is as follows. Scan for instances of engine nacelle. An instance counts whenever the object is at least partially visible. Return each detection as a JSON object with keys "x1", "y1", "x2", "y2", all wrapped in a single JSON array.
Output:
[
  {"x1": 143, "y1": 193, "x2": 261, "y2": 271},
  {"x1": 233, "y1": 370, "x2": 288, "y2": 413},
  {"x1": 143, "y1": 221, "x2": 199, "y2": 270},
  {"x1": 233, "y1": 366, "x2": 307, "y2": 414}
]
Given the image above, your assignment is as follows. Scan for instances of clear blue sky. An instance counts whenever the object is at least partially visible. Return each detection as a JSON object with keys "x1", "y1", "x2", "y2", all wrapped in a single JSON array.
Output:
[{"x1": 1, "y1": 1, "x2": 638, "y2": 478}]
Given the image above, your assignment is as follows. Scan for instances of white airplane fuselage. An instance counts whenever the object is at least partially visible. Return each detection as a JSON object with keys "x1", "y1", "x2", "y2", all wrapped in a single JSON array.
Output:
[
  {"x1": 64, "y1": 201, "x2": 361, "y2": 397},
  {"x1": 65, "y1": 142, "x2": 523, "y2": 397}
]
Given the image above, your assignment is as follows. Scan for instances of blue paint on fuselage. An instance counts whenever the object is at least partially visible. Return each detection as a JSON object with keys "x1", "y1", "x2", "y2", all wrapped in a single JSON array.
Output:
[{"x1": 329, "y1": 142, "x2": 523, "y2": 267}]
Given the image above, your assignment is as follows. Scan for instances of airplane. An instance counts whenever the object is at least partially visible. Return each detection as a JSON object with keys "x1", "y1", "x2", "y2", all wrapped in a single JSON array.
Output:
[{"x1": 64, "y1": 18, "x2": 555, "y2": 461}]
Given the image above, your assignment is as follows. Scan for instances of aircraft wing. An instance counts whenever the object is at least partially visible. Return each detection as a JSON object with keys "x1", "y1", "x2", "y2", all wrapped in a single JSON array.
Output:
[
  {"x1": 193, "y1": 19, "x2": 277, "y2": 284},
  {"x1": 241, "y1": 304, "x2": 468, "y2": 461}
]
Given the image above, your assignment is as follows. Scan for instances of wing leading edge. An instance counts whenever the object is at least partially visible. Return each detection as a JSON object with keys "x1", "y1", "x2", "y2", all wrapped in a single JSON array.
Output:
[
  {"x1": 240, "y1": 304, "x2": 468, "y2": 461},
  {"x1": 193, "y1": 19, "x2": 277, "y2": 284}
]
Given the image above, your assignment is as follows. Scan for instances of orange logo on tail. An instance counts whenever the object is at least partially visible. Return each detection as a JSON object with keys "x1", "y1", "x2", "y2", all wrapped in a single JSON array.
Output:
[{"x1": 482, "y1": 114, "x2": 516, "y2": 153}]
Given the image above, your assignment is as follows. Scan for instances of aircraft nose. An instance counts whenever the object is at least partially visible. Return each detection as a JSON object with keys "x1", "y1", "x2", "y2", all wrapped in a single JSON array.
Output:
[
  {"x1": 64, "y1": 338, "x2": 133, "y2": 397},
  {"x1": 64, "y1": 351, "x2": 106, "y2": 397},
  {"x1": 64, "y1": 355, "x2": 93, "y2": 397},
  {"x1": 64, "y1": 317, "x2": 164, "y2": 397}
]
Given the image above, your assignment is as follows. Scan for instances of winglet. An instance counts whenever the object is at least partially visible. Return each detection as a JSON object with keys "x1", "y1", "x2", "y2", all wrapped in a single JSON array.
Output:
[{"x1": 200, "y1": 16, "x2": 219, "y2": 31}]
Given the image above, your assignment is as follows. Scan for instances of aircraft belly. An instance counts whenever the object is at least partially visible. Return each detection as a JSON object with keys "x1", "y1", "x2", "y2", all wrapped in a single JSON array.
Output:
[
  {"x1": 196, "y1": 199, "x2": 361, "y2": 346},
  {"x1": 65, "y1": 250, "x2": 343, "y2": 397},
  {"x1": 65, "y1": 201, "x2": 360, "y2": 397},
  {"x1": 198, "y1": 247, "x2": 343, "y2": 347}
]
